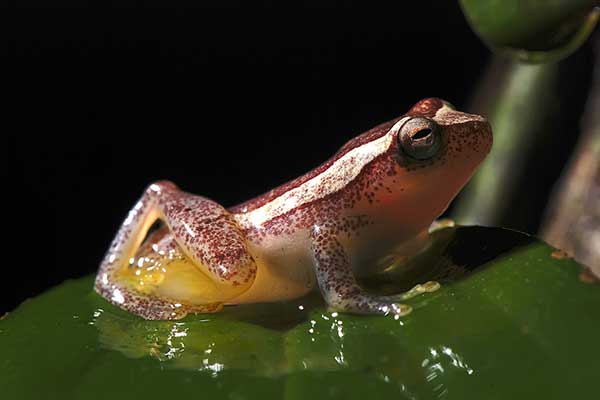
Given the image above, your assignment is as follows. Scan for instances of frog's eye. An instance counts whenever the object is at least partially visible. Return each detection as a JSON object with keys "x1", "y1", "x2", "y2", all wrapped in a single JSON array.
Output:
[{"x1": 398, "y1": 117, "x2": 442, "y2": 160}]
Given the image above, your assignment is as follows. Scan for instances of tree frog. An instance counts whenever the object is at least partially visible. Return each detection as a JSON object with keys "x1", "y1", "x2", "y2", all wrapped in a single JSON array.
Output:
[{"x1": 95, "y1": 98, "x2": 492, "y2": 320}]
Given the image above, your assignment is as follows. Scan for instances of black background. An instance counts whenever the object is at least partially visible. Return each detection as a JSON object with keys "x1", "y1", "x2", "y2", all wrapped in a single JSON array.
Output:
[{"x1": 5, "y1": 2, "x2": 489, "y2": 314}]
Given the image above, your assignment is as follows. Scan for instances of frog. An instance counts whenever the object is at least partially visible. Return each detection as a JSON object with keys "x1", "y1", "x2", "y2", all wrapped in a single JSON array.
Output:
[{"x1": 95, "y1": 98, "x2": 492, "y2": 320}]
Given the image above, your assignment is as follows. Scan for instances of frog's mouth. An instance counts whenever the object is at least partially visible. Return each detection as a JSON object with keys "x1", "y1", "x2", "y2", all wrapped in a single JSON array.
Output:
[{"x1": 114, "y1": 222, "x2": 241, "y2": 305}]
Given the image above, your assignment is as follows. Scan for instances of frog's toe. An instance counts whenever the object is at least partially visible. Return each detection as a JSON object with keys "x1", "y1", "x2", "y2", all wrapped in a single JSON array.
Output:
[
  {"x1": 404, "y1": 280, "x2": 440, "y2": 298},
  {"x1": 379, "y1": 281, "x2": 441, "y2": 303},
  {"x1": 388, "y1": 303, "x2": 413, "y2": 317}
]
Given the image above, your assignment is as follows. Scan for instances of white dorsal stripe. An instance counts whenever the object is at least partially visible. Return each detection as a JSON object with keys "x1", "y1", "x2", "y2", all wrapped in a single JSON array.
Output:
[{"x1": 241, "y1": 117, "x2": 411, "y2": 227}]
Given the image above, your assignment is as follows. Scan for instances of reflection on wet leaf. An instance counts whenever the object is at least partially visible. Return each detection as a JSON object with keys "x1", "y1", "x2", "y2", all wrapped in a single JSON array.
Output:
[{"x1": 2, "y1": 226, "x2": 600, "y2": 399}]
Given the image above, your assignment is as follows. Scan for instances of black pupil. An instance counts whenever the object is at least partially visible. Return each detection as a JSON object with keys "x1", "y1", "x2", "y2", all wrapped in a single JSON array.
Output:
[{"x1": 412, "y1": 128, "x2": 432, "y2": 140}]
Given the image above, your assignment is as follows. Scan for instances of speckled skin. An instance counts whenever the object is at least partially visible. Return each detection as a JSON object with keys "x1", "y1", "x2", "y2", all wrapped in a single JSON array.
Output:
[{"x1": 95, "y1": 98, "x2": 492, "y2": 320}]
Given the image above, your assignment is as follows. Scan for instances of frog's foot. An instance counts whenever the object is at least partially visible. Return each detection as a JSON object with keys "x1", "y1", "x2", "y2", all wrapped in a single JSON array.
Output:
[
  {"x1": 95, "y1": 279, "x2": 223, "y2": 320},
  {"x1": 95, "y1": 181, "x2": 257, "y2": 320},
  {"x1": 428, "y1": 218, "x2": 455, "y2": 233},
  {"x1": 378, "y1": 281, "x2": 441, "y2": 302},
  {"x1": 311, "y1": 224, "x2": 430, "y2": 318}
]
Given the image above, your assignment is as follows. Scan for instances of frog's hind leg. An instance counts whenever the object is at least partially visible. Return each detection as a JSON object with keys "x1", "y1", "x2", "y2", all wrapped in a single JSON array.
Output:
[
  {"x1": 95, "y1": 181, "x2": 257, "y2": 320},
  {"x1": 95, "y1": 182, "x2": 203, "y2": 320}
]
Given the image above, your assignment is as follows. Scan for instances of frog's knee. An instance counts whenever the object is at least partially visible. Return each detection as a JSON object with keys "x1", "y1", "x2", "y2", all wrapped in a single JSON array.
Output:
[
  {"x1": 145, "y1": 180, "x2": 178, "y2": 196},
  {"x1": 211, "y1": 250, "x2": 257, "y2": 288}
]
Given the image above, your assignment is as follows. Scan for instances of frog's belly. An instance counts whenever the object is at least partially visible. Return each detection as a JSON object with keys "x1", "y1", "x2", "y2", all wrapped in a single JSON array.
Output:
[
  {"x1": 228, "y1": 232, "x2": 317, "y2": 304},
  {"x1": 228, "y1": 222, "x2": 428, "y2": 304}
]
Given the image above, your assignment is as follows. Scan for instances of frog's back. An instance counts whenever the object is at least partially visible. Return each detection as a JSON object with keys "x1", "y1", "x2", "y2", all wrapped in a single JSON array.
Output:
[{"x1": 230, "y1": 116, "x2": 403, "y2": 242}]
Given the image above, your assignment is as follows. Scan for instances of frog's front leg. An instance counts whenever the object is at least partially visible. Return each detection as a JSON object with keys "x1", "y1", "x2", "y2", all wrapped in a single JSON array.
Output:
[
  {"x1": 95, "y1": 181, "x2": 257, "y2": 320},
  {"x1": 310, "y1": 223, "x2": 414, "y2": 317}
]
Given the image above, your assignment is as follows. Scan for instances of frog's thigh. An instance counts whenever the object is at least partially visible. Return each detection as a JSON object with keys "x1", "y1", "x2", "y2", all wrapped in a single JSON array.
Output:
[
  {"x1": 157, "y1": 184, "x2": 257, "y2": 289},
  {"x1": 310, "y1": 223, "x2": 412, "y2": 317},
  {"x1": 95, "y1": 181, "x2": 256, "y2": 320}
]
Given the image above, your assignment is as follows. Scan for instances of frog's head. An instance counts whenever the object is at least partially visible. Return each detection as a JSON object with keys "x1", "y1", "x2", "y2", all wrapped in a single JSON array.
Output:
[
  {"x1": 359, "y1": 98, "x2": 492, "y2": 229},
  {"x1": 397, "y1": 97, "x2": 492, "y2": 171}
]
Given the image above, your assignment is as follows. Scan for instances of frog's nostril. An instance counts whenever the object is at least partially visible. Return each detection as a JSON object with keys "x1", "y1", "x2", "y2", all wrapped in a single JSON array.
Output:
[
  {"x1": 479, "y1": 120, "x2": 494, "y2": 152},
  {"x1": 482, "y1": 120, "x2": 493, "y2": 138}
]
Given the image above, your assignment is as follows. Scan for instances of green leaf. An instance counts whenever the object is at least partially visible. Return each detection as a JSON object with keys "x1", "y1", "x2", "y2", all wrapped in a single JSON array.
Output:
[{"x1": 1, "y1": 226, "x2": 599, "y2": 399}]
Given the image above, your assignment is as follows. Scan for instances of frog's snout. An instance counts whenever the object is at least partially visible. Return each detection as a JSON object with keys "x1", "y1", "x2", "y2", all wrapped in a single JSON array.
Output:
[
  {"x1": 474, "y1": 117, "x2": 493, "y2": 155},
  {"x1": 464, "y1": 118, "x2": 493, "y2": 164},
  {"x1": 452, "y1": 109, "x2": 493, "y2": 155},
  {"x1": 440, "y1": 110, "x2": 493, "y2": 166}
]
